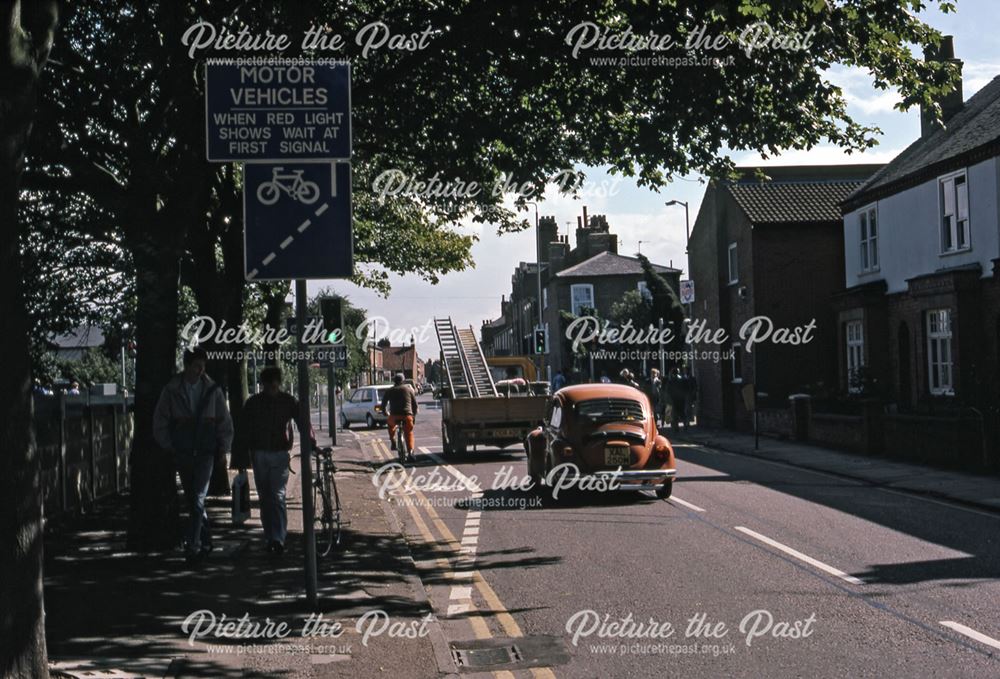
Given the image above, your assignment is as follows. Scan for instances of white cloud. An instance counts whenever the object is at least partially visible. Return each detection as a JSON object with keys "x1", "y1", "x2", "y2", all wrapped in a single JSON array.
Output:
[
  {"x1": 734, "y1": 145, "x2": 904, "y2": 167},
  {"x1": 962, "y1": 61, "x2": 1000, "y2": 97}
]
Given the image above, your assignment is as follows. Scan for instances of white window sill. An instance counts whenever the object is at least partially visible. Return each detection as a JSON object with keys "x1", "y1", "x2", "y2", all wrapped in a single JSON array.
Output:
[
  {"x1": 939, "y1": 247, "x2": 971, "y2": 258},
  {"x1": 858, "y1": 268, "x2": 881, "y2": 276},
  {"x1": 731, "y1": 379, "x2": 743, "y2": 384}
]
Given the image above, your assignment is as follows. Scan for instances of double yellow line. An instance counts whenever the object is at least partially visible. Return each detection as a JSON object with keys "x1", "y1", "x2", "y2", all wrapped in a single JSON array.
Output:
[{"x1": 368, "y1": 438, "x2": 556, "y2": 679}]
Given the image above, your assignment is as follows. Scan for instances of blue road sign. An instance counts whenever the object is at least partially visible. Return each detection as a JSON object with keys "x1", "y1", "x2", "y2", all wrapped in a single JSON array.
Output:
[
  {"x1": 206, "y1": 61, "x2": 351, "y2": 161},
  {"x1": 244, "y1": 163, "x2": 353, "y2": 280}
]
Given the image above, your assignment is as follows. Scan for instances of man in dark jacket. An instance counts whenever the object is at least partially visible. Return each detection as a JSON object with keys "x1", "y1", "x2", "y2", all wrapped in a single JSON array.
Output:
[
  {"x1": 382, "y1": 373, "x2": 418, "y2": 460},
  {"x1": 231, "y1": 367, "x2": 315, "y2": 554},
  {"x1": 153, "y1": 347, "x2": 233, "y2": 562}
]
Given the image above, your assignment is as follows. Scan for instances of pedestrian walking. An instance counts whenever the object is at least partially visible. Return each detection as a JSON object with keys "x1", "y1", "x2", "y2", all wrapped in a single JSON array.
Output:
[
  {"x1": 231, "y1": 366, "x2": 315, "y2": 555},
  {"x1": 648, "y1": 368, "x2": 662, "y2": 427},
  {"x1": 153, "y1": 347, "x2": 233, "y2": 563},
  {"x1": 551, "y1": 369, "x2": 567, "y2": 391},
  {"x1": 666, "y1": 367, "x2": 687, "y2": 433}
]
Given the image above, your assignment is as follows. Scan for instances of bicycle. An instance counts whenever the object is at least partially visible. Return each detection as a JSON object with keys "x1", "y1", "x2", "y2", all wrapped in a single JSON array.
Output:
[
  {"x1": 312, "y1": 446, "x2": 344, "y2": 556},
  {"x1": 256, "y1": 167, "x2": 321, "y2": 205},
  {"x1": 395, "y1": 419, "x2": 408, "y2": 464}
]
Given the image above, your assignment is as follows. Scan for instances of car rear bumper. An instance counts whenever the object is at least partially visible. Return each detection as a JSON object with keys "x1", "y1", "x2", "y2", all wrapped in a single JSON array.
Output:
[{"x1": 592, "y1": 468, "x2": 676, "y2": 491}]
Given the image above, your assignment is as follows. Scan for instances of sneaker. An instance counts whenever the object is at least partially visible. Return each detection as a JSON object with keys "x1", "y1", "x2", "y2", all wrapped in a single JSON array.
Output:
[{"x1": 272, "y1": 541, "x2": 285, "y2": 555}]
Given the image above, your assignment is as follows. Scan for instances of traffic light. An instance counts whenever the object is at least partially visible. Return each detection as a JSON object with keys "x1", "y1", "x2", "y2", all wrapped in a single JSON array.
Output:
[
  {"x1": 533, "y1": 327, "x2": 547, "y2": 354},
  {"x1": 319, "y1": 297, "x2": 343, "y2": 344}
]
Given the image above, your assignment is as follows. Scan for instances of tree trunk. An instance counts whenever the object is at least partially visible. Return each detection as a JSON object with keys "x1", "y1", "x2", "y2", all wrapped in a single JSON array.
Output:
[
  {"x1": 125, "y1": 231, "x2": 182, "y2": 550},
  {"x1": 186, "y1": 174, "x2": 247, "y2": 492},
  {"x1": 0, "y1": 140, "x2": 48, "y2": 679},
  {"x1": 0, "y1": 2, "x2": 58, "y2": 676}
]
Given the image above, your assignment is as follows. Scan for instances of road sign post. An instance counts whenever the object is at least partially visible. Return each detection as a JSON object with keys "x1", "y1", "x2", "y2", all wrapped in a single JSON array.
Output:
[
  {"x1": 295, "y1": 280, "x2": 319, "y2": 608},
  {"x1": 207, "y1": 58, "x2": 352, "y2": 608}
]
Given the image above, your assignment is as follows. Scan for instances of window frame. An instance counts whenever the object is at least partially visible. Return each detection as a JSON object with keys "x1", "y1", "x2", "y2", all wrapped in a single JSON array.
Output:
[
  {"x1": 845, "y1": 320, "x2": 865, "y2": 393},
  {"x1": 859, "y1": 205, "x2": 879, "y2": 273},
  {"x1": 570, "y1": 283, "x2": 595, "y2": 316},
  {"x1": 731, "y1": 342, "x2": 743, "y2": 384},
  {"x1": 926, "y1": 309, "x2": 954, "y2": 396},
  {"x1": 727, "y1": 242, "x2": 738, "y2": 285},
  {"x1": 939, "y1": 170, "x2": 971, "y2": 255}
]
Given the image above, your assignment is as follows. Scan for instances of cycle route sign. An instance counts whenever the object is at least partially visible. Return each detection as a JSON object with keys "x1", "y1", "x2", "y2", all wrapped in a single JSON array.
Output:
[
  {"x1": 243, "y1": 162, "x2": 353, "y2": 280},
  {"x1": 205, "y1": 60, "x2": 351, "y2": 162}
]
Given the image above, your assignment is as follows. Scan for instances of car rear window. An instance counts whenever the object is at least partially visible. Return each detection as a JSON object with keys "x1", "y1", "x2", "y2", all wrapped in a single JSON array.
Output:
[
  {"x1": 576, "y1": 398, "x2": 645, "y2": 422},
  {"x1": 376, "y1": 388, "x2": 389, "y2": 401}
]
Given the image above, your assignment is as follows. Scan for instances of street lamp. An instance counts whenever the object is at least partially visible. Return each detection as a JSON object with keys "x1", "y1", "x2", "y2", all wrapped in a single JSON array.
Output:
[
  {"x1": 523, "y1": 201, "x2": 543, "y2": 329},
  {"x1": 665, "y1": 200, "x2": 690, "y2": 253}
]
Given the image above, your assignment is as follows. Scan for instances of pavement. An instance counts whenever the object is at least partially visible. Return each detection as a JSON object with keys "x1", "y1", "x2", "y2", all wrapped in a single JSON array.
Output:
[
  {"x1": 44, "y1": 408, "x2": 449, "y2": 679},
  {"x1": 670, "y1": 426, "x2": 1000, "y2": 514}
]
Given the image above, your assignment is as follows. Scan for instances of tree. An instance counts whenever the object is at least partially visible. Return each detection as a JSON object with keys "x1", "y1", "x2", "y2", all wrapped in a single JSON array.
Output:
[{"x1": 1, "y1": 2, "x2": 58, "y2": 676}]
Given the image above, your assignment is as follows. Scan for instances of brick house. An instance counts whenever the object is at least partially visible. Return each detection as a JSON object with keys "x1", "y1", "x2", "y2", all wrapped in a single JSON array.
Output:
[
  {"x1": 541, "y1": 249, "x2": 680, "y2": 378},
  {"x1": 837, "y1": 55, "x2": 1000, "y2": 414},
  {"x1": 688, "y1": 164, "x2": 883, "y2": 429},
  {"x1": 380, "y1": 344, "x2": 425, "y2": 384},
  {"x1": 482, "y1": 211, "x2": 680, "y2": 381}
]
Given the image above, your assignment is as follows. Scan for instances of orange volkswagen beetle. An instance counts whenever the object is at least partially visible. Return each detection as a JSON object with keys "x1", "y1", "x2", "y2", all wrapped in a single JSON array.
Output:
[{"x1": 525, "y1": 383, "x2": 676, "y2": 499}]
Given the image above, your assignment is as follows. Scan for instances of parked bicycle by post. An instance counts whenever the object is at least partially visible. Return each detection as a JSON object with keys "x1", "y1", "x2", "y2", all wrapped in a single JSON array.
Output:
[
  {"x1": 382, "y1": 373, "x2": 419, "y2": 464},
  {"x1": 256, "y1": 166, "x2": 321, "y2": 205},
  {"x1": 313, "y1": 445, "x2": 345, "y2": 556}
]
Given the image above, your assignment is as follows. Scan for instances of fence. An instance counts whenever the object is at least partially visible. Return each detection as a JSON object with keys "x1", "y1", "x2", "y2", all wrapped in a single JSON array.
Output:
[
  {"x1": 757, "y1": 395, "x2": 996, "y2": 472},
  {"x1": 34, "y1": 393, "x2": 134, "y2": 518}
]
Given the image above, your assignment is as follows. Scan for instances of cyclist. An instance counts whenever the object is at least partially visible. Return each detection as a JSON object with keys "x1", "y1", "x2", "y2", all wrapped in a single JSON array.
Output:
[{"x1": 381, "y1": 373, "x2": 418, "y2": 461}]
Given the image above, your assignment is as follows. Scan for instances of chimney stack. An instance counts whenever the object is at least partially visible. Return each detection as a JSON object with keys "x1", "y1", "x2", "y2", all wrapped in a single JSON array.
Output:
[{"x1": 921, "y1": 36, "x2": 964, "y2": 137}]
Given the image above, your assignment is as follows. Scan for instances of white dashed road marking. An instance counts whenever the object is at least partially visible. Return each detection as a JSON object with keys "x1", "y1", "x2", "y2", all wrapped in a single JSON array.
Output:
[
  {"x1": 939, "y1": 621, "x2": 1000, "y2": 651},
  {"x1": 735, "y1": 526, "x2": 865, "y2": 586},
  {"x1": 670, "y1": 496, "x2": 705, "y2": 512}
]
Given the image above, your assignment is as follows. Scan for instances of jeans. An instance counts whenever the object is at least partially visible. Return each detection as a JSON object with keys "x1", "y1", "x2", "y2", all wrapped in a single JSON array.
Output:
[
  {"x1": 174, "y1": 451, "x2": 215, "y2": 553},
  {"x1": 252, "y1": 450, "x2": 291, "y2": 545}
]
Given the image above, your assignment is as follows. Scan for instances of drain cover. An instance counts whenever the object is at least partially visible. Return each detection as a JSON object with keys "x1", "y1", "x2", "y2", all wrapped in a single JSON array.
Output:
[
  {"x1": 449, "y1": 636, "x2": 568, "y2": 672},
  {"x1": 452, "y1": 645, "x2": 521, "y2": 668}
]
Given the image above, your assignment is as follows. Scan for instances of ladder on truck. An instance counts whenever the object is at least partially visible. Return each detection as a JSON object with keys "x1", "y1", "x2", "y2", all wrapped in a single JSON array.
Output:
[{"x1": 434, "y1": 317, "x2": 498, "y2": 398}]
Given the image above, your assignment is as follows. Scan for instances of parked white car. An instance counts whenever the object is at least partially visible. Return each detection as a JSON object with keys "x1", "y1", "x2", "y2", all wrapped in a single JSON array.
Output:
[{"x1": 340, "y1": 385, "x2": 391, "y2": 429}]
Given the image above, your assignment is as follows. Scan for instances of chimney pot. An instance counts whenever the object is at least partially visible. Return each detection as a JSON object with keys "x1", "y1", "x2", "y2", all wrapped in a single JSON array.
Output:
[{"x1": 921, "y1": 35, "x2": 963, "y2": 137}]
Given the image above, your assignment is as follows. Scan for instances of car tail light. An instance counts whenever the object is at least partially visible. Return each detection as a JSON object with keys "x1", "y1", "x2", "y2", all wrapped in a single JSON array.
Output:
[{"x1": 654, "y1": 442, "x2": 671, "y2": 462}]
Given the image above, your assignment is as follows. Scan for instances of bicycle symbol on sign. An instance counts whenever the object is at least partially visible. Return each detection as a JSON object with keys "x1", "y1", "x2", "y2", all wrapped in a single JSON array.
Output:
[{"x1": 256, "y1": 167, "x2": 321, "y2": 206}]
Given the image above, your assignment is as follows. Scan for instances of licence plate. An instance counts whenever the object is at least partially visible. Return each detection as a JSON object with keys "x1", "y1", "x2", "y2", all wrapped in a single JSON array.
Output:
[
  {"x1": 605, "y1": 446, "x2": 630, "y2": 466},
  {"x1": 491, "y1": 429, "x2": 517, "y2": 438}
]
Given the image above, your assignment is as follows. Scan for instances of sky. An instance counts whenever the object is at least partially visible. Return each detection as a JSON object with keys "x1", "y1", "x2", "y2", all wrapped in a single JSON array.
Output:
[{"x1": 306, "y1": 0, "x2": 1000, "y2": 363}]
